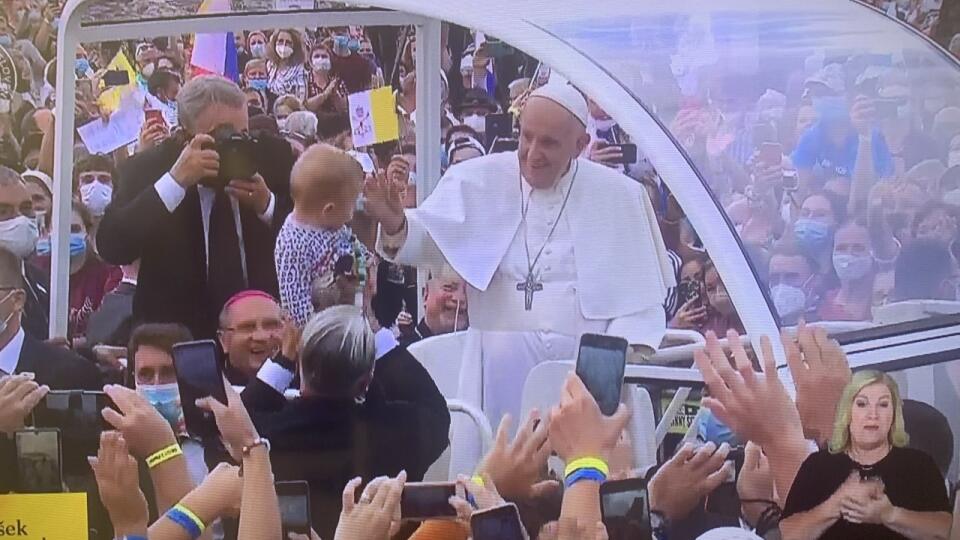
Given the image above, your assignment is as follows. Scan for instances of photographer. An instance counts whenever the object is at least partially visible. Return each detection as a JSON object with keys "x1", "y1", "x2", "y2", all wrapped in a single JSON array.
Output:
[{"x1": 96, "y1": 75, "x2": 294, "y2": 340}]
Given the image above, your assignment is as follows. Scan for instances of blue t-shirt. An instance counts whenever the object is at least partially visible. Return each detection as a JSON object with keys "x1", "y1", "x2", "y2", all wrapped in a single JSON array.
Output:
[{"x1": 791, "y1": 123, "x2": 893, "y2": 180}]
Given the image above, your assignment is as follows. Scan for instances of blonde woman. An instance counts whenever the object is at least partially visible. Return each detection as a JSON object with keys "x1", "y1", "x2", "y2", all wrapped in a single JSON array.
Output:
[{"x1": 780, "y1": 371, "x2": 952, "y2": 540}]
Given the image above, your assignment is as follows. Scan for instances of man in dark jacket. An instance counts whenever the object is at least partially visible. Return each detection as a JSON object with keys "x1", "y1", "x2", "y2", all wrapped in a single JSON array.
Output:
[
  {"x1": 243, "y1": 305, "x2": 450, "y2": 539},
  {"x1": 96, "y1": 75, "x2": 293, "y2": 340}
]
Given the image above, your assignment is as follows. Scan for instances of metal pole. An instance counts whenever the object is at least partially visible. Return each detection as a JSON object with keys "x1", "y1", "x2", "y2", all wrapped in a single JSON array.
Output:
[{"x1": 414, "y1": 17, "x2": 442, "y2": 313}]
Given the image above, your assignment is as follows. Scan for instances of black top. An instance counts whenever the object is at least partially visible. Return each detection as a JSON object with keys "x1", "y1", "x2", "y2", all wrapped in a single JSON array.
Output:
[{"x1": 782, "y1": 447, "x2": 950, "y2": 540}]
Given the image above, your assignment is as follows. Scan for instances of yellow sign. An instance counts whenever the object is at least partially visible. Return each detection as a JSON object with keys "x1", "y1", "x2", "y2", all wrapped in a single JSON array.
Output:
[{"x1": 0, "y1": 493, "x2": 88, "y2": 539}]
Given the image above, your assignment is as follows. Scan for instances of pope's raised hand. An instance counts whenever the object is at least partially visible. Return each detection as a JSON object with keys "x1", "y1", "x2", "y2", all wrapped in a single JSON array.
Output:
[{"x1": 363, "y1": 169, "x2": 406, "y2": 234}]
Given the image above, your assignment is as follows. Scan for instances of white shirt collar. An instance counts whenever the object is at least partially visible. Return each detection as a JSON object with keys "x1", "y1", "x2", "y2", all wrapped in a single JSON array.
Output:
[
  {"x1": 0, "y1": 328, "x2": 26, "y2": 375},
  {"x1": 121, "y1": 277, "x2": 138, "y2": 286}
]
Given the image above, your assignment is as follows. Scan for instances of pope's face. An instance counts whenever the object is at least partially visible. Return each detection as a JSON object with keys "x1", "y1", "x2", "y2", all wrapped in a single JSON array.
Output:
[{"x1": 519, "y1": 97, "x2": 590, "y2": 189}]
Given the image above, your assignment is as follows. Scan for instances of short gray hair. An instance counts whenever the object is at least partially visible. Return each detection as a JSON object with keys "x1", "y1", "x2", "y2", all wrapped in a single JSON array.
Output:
[
  {"x1": 285, "y1": 111, "x2": 318, "y2": 140},
  {"x1": 176, "y1": 75, "x2": 246, "y2": 133},
  {"x1": 300, "y1": 305, "x2": 375, "y2": 396}
]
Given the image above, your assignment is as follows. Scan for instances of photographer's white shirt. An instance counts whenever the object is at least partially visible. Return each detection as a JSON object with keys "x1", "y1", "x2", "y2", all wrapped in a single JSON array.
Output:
[{"x1": 0, "y1": 328, "x2": 25, "y2": 376}]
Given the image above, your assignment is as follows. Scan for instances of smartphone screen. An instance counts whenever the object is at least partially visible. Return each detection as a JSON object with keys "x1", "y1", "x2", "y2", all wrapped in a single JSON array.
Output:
[
  {"x1": 490, "y1": 137, "x2": 519, "y2": 154},
  {"x1": 759, "y1": 142, "x2": 782, "y2": 166},
  {"x1": 83, "y1": 391, "x2": 117, "y2": 432},
  {"x1": 471, "y1": 503, "x2": 526, "y2": 540},
  {"x1": 484, "y1": 113, "x2": 513, "y2": 145},
  {"x1": 172, "y1": 340, "x2": 226, "y2": 441},
  {"x1": 103, "y1": 70, "x2": 130, "y2": 87},
  {"x1": 400, "y1": 482, "x2": 458, "y2": 520},
  {"x1": 575, "y1": 334, "x2": 628, "y2": 416},
  {"x1": 601, "y1": 478, "x2": 651, "y2": 540},
  {"x1": 611, "y1": 143, "x2": 638, "y2": 165},
  {"x1": 145, "y1": 109, "x2": 166, "y2": 128},
  {"x1": 276, "y1": 481, "x2": 311, "y2": 535},
  {"x1": 16, "y1": 429, "x2": 63, "y2": 494}
]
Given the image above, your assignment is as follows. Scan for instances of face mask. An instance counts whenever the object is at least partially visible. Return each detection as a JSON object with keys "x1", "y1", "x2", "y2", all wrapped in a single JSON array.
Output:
[
  {"x1": 276, "y1": 44, "x2": 294, "y2": 59},
  {"x1": 948, "y1": 151, "x2": 960, "y2": 168},
  {"x1": 333, "y1": 35, "x2": 351, "y2": 56},
  {"x1": 141, "y1": 63, "x2": 155, "y2": 78},
  {"x1": 249, "y1": 78, "x2": 268, "y2": 91},
  {"x1": 75, "y1": 58, "x2": 91, "y2": 78},
  {"x1": 770, "y1": 283, "x2": 807, "y2": 319},
  {"x1": 0, "y1": 35, "x2": 12, "y2": 48},
  {"x1": 592, "y1": 117, "x2": 617, "y2": 132},
  {"x1": 312, "y1": 56, "x2": 331, "y2": 71},
  {"x1": 833, "y1": 253, "x2": 873, "y2": 281},
  {"x1": 138, "y1": 383, "x2": 186, "y2": 434},
  {"x1": 34, "y1": 233, "x2": 87, "y2": 258},
  {"x1": 347, "y1": 38, "x2": 361, "y2": 53},
  {"x1": 250, "y1": 43, "x2": 266, "y2": 58},
  {"x1": 462, "y1": 113, "x2": 486, "y2": 134},
  {"x1": 0, "y1": 216, "x2": 39, "y2": 258},
  {"x1": 80, "y1": 181, "x2": 113, "y2": 217},
  {"x1": 794, "y1": 218, "x2": 832, "y2": 254}
]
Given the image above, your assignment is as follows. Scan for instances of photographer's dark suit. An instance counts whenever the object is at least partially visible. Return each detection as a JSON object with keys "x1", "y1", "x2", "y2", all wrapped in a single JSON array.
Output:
[{"x1": 97, "y1": 135, "x2": 293, "y2": 340}]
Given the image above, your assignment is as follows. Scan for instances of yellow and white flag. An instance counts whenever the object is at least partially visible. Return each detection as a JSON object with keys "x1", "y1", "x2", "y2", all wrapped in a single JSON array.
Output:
[
  {"x1": 347, "y1": 87, "x2": 400, "y2": 148},
  {"x1": 97, "y1": 51, "x2": 138, "y2": 114}
]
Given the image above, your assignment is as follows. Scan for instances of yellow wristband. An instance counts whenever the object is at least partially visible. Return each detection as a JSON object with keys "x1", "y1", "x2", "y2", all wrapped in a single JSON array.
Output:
[
  {"x1": 564, "y1": 457, "x2": 610, "y2": 478},
  {"x1": 173, "y1": 503, "x2": 206, "y2": 532},
  {"x1": 471, "y1": 475, "x2": 485, "y2": 488},
  {"x1": 146, "y1": 443, "x2": 183, "y2": 469}
]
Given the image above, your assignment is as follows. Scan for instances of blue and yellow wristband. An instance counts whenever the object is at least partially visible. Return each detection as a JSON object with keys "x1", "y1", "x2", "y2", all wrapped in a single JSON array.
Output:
[
  {"x1": 166, "y1": 503, "x2": 206, "y2": 540},
  {"x1": 564, "y1": 457, "x2": 609, "y2": 488}
]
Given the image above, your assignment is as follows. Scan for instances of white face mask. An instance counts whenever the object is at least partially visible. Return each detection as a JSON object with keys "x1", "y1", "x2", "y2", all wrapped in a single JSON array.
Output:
[
  {"x1": 250, "y1": 43, "x2": 267, "y2": 58},
  {"x1": 770, "y1": 283, "x2": 807, "y2": 319},
  {"x1": 462, "y1": 113, "x2": 486, "y2": 134},
  {"x1": 0, "y1": 216, "x2": 39, "y2": 258},
  {"x1": 312, "y1": 56, "x2": 331, "y2": 71},
  {"x1": 833, "y1": 253, "x2": 874, "y2": 282},
  {"x1": 80, "y1": 181, "x2": 113, "y2": 217},
  {"x1": 141, "y1": 63, "x2": 155, "y2": 78},
  {"x1": 276, "y1": 44, "x2": 294, "y2": 59},
  {"x1": 592, "y1": 116, "x2": 617, "y2": 132}
]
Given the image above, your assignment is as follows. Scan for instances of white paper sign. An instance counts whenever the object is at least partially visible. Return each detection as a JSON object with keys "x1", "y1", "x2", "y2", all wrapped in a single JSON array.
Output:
[
  {"x1": 77, "y1": 105, "x2": 143, "y2": 155},
  {"x1": 347, "y1": 90, "x2": 375, "y2": 148}
]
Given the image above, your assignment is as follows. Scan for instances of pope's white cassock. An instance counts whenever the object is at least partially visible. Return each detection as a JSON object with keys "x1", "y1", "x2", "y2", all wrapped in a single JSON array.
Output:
[{"x1": 379, "y1": 147, "x2": 676, "y2": 412}]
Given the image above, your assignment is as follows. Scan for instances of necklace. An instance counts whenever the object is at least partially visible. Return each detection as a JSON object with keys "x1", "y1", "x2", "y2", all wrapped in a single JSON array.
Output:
[{"x1": 516, "y1": 161, "x2": 579, "y2": 311}]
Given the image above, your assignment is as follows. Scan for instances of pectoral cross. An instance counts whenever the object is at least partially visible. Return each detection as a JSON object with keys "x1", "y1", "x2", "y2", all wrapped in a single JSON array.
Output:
[{"x1": 517, "y1": 272, "x2": 544, "y2": 311}]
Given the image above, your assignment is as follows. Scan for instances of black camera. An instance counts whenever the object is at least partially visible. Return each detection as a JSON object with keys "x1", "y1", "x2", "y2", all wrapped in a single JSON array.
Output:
[{"x1": 202, "y1": 124, "x2": 259, "y2": 190}]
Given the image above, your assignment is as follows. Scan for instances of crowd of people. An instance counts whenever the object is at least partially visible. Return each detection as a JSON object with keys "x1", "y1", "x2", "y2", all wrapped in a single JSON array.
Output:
[{"x1": 0, "y1": 0, "x2": 957, "y2": 539}]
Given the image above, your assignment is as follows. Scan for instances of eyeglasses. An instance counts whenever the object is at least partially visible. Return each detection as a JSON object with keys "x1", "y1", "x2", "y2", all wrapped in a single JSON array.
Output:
[{"x1": 221, "y1": 319, "x2": 283, "y2": 335}]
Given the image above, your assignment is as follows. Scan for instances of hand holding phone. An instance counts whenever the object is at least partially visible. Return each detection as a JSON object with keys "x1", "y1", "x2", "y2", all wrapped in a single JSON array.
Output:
[
  {"x1": 194, "y1": 380, "x2": 260, "y2": 461},
  {"x1": 101, "y1": 384, "x2": 178, "y2": 460},
  {"x1": 277, "y1": 481, "x2": 312, "y2": 537},
  {"x1": 172, "y1": 339, "x2": 227, "y2": 442},
  {"x1": 548, "y1": 372, "x2": 631, "y2": 466},
  {"x1": 401, "y1": 481, "x2": 460, "y2": 520},
  {"x1": 335, "y1": 472, "x2": 406, "y2": 539},
  {"x1": 471, "y1": 503, "x2": 527, "y2": 540},
  {"x1": 601, "y1": 477, "x2": 651, "y2": 540},
  {"x1": 576, "y1": 334, "x2": 628, "y2": 416}
]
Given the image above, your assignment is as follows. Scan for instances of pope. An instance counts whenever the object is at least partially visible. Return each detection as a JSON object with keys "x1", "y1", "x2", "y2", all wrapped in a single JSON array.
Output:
[{"x1": 364, "y1": 82, "x2": 675, "y2": 428}]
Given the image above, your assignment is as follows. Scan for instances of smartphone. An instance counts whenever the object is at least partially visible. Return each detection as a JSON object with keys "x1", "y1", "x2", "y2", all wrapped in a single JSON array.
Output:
[
  {"x1": 471, "y1": 503, "x2": 526, "y2": 540},
  {"x1": 782, "y1": 169, "x2": 799, "y2": 192},
  {"x1": 400, "y1": 482, "x2": 458, "y2": 521},
  {"x1": 103, "y1": 70, "x2": 130, "y2": 87},
  {"x1": 601, "y1": 478, "x2": 651, "y2": 540},
  {"x1": 483, "y1": 40, "x2": 513, "y2": 59},
  {"x1": 172, "y1": 340, "x2": 226, "y2": 441},
  {"x1": 145, "y1": 108, "x2": 166, "y2": 128},
  {"x1": 575, "y1": 334, "x2": 628, "y2": 416},
  {"x1": 83, "y1": 391, "x2": 117, "y2": 432},
  {"x1": 758, "y1": 142, "x2": 782, "y2": 167},
  {"x1": 875, "y1": 98, "x2": 902, "y2": 119},
  {"x1": 276, "y1": 481, "x2": 312, "y2": 536},
  {"x1": 16, "y1": 429, "x2": 63, "y2": 494},
  {"x1": 609, "y1": 143, "x2": 638, "y2": 165},
  {"x1": 484, "y1": 113, "x2": 513, "y2": 145},
  {"x1": 752, "y1": 123, "x2": 777, "y2": 146}
]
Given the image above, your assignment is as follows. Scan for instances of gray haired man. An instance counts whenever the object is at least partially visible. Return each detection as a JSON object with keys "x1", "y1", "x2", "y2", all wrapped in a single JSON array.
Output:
[{"x1": 97, "y1": 75, "x2": 294, "y2": 339}]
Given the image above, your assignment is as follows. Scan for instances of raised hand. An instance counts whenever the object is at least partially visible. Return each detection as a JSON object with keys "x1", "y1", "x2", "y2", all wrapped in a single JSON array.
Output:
[
  {"x1": 737, "y1": 442, "x2": 776, "y2": 526},
  {"x1": 475, "y1": 410, "x2": 557, "y2": 502},
  {"x1": 649, "y1": 442, "x2": 732, "y2": 521},
  {"x1": 333, "y1": 471, "x2": 407, "y2": 540},
  {"x1": 548, "y1": 374, "x2": 630, "y2": 464},
  {"x1": 0, "y1": 374, "x2": 49, "y2": 434},
  {"x1": 89, "y1": 431, "x2": 149, "y2": 537},
  {"x1": 196, "y1": 378, "x2": 259, "y2": 461},
  {"x1": 170, "y1": 134, "x2": 219, "y2": 188},
  {"x1": 786, "y1": 323, "x2": 852, "y2": 444},
  {"x1": 362, "y1": 169, "x2": 405, "y2": 234},
  {"x1": 227, "y1": 173, "x2": 272, "y2": 215},
  {"x1": 102, "y1": 384, "x2": 177, "y2": 459}
]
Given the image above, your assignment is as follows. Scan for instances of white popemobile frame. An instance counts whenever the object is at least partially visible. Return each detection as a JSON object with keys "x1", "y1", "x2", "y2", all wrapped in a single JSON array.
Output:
[{"x1": 51, "y1": 0, "x2": 960, "y2": 383}]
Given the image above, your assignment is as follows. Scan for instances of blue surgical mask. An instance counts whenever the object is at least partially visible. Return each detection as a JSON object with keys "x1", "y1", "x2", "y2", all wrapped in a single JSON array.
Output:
[
  {"x1": 75, "y1": 58, "x2": 91, "y2": 77},
  {"x1": 794, "y1": 218, "x2": 833, "y2": 254},
  {"x1": 347, "y1": 38, "x2": 361, "y2": 53},
  {"x1": 137, "y1": 383, "x2": 185, "y2": 434},
  {"x1": 249, "y1": 78, "x2": 268, "y2": 91},
  {"x1": 35, "y1": 233, "x2": 87, "y2": 258}
]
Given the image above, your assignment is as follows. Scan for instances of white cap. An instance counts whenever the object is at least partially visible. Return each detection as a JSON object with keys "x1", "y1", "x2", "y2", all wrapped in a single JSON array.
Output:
[{"x1": 527, "y1": 82, "x2": 588, "y2": 126}]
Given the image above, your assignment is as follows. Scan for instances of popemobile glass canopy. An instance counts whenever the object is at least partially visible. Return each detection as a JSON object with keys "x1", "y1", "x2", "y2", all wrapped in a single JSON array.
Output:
[{"x1": 59, "y1": 0, "x2": 960, "y2": 483}]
